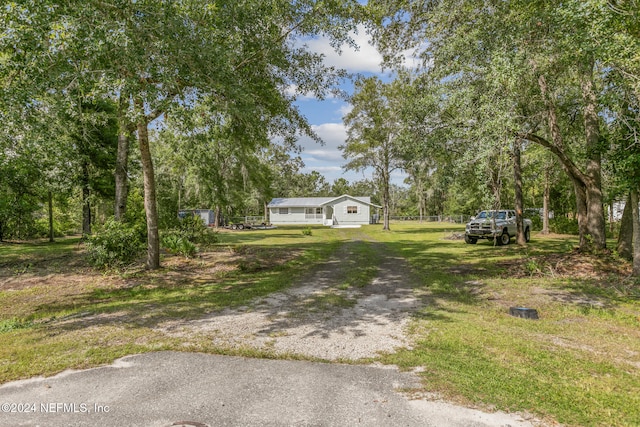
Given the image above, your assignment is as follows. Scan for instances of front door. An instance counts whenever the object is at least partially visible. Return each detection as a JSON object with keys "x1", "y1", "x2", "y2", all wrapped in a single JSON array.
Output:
[{"x1": 324, "y1": 206, "x2": 334, "y2": 225}]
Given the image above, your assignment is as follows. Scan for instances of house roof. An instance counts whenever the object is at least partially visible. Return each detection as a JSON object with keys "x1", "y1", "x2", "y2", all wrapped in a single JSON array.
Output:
[{"x1": 268, "y1": 195, "x2": 380, "y2": 208}]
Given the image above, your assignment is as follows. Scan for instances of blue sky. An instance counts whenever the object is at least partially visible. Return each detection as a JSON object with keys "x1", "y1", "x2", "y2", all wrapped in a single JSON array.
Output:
[{"x1": 290, "y1": 24, "x2": 411, "y2": 187}]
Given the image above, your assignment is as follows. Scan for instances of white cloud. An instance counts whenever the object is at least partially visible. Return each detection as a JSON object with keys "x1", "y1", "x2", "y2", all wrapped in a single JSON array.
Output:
[
  {"x1": 338, "y1": 104, "x2": 353, "y2": 117},
  {"x1": 295, "y1": 122, "x2": 346, "y2": 180},
  {"x1": 286, "y1": 84, "x2": 337, "y2": 101},
  {"x1": 311, "y1": 122, "x2": 347, "y2": 143},
  {"x1": 302, "y1": 25, "x2": 383, "y2": 74},
  {"x1": 297, "y1": 122, "x2": 347, "y2": 150},
  {"x1": 305, "y1": 149, "x2": 344, "y2": 162},
  {"x1": 299, "y1": 24, "x2": 427, "y2": 75},
  {"x1": 305, "y1": 165, "x2": 343, "y2": 173}
]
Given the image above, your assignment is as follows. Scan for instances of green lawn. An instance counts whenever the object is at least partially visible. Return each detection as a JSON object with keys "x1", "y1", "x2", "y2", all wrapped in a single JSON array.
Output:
[{"x1": 1, "y1": 224, "x2": 638, "y2": 426}]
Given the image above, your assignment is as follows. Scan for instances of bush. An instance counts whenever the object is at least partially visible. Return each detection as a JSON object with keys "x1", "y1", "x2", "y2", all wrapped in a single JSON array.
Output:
[
  {"x1": 161, "y1": 231, "x2": 197, "y2": 258},
  {"x1": 85, "y1": 219, "x2": 146, "y2": 267},
  {"x1": 302, "y1": 227, "x2": 313, "y2": 236},
  {"x1": 549, "y1": 216, "x2": 579, "y2": 235},
  {"x1": 159, "y1": 214, "x2": 218, "y2": 258},
  {"x1": 529, "y1": 214, "x2": 543, "y2": 231},
  {"x1": 177, "y1": 214, "x2": 218, "y2": 247}
]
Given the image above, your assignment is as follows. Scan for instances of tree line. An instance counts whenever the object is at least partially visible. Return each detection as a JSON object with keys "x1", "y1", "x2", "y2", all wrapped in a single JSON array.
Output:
[
  {"x1": 2, "y1": 1, "x2": 639, "y2": 272},
  {"x1": 1, "y1": 0, "x2": 364, "y2": 268},
  {"x1": 340, "y1": 0, "x2": 639, "y2": 270}
]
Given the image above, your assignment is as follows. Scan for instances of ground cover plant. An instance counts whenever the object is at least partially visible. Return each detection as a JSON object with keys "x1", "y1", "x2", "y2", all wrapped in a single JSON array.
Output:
[{"x1": 0, "y1": 223, "x2": 638, "y2": 426}]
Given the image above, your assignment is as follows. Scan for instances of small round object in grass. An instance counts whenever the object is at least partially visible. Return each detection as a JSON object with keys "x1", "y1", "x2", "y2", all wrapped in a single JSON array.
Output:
[{"x1": 509, "y1": 307, "x2": 539, "y2": 319}]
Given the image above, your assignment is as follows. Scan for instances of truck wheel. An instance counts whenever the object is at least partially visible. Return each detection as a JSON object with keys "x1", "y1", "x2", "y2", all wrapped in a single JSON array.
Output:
[
  {"x1": 231, "y1": 224, "x2": 237, "y2": 230},
  {"x1": 464, "y1": 235, "x2": 477, "y2": 244},
  {"x1": 238, "y1": 224, "x2": 244, "y2": 230},
  {"x1": 524, "y1": 227, "x2": 531, "y2": 242},
  {"x1": 499, "y1": 230, "x2": 510, "y2": 245}
]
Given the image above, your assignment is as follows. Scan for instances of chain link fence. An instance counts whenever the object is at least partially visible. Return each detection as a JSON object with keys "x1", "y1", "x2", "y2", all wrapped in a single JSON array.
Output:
[{"x1": 389, "y1": 215, "x2": 471, "y2": 224}]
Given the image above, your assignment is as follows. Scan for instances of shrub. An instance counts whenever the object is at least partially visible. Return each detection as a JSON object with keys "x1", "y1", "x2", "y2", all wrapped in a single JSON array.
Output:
[
  {"x1": 161, "y1": 231, "x2": 197, "y2": 258},
  {"x1": 549, "y1": 216, "x2": 579, "y2": 235},
  {"x1": 177, "y1": 214, "x2": 218, "y2": 247},
  {"x1": 159, "y1": 214, "x2": 218, "y2": 258},
  {"x1": 85, "y1": 219, "x2": 146, "y2": 267},
  {"x1": 302, "y1": 227, "x2": 313, "y2": 236},
  {"x1": 529, "y1": 214, "x2": 543, "y2": 231}
]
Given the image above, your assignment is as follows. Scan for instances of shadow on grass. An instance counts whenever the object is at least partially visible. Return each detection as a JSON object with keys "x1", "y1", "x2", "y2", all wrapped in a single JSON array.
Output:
[
  {"x1": 379, "y1": 232, "x2": 632, "y2": 313},
  {"x1": 0, "y1": 237, "x2": 85, "y2": 272},
  {"x1": 27, "y1": 239, "x2": 425, "y2": 354},
  {"x1": 4, "y1": 229, "x2": 633, "y2": 344}
]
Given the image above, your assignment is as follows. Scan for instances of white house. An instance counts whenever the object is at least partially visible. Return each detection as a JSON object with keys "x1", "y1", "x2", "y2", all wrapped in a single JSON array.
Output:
[{"x1": 267, "y1": 195, "x2": 380, "y2": 227}]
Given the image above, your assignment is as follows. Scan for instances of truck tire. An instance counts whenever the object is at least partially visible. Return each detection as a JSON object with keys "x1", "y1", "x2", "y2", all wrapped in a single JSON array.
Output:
[
  {"x1": 499, "y1": 230, "x2": 510, "y2": 245},
  {"x1": 464, "y1": 234, "x2": 477, "y2": 244},
  {"x1": 524, "y1": 227, "x2": 531, "y2": 242}
]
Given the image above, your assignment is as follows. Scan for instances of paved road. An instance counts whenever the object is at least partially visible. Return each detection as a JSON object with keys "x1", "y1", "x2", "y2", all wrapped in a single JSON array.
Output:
[{"x1": 0, "y1": 351, "x2": 534, "y2": 427}]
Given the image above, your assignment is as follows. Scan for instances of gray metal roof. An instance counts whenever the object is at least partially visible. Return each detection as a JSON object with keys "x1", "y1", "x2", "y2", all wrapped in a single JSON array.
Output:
[{"x1": 268, "y1": 195, "x2": 378, "y2": 208}]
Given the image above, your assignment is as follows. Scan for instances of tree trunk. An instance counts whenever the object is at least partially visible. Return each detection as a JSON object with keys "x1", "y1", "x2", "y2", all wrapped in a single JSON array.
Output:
[
  {"x1": 531, "y1": 72, "x2": 605, "y2": 251},
  {"x1": 114, "y1": 133, "x2": 130, "y2": 221},
  {"x1": 513, "y1": 139, "x2": 526, "y2": 245},
  {"x1": 631, "y1": 189, "x2": 640, "y2": 276},
  {"x1": 48, "y1": 190, "x2": 54, "y2": 243},
  {"x1": 573, "y1": 178, "x2": 589, "y2": 250},
  {"x1": 382, "y1": 177, "x2": 391, "y2": 231},
  {"x1": 381, "y1": 137, "x2": 392, "y2": 231},
  {"x1": 82, "y1": 161, "x2": 92, "y2": 236},
  {"x1": 618, "y1": 194, "x2": 633, "y2": 261},
  {"x1": 581, "y1": 60, "x2": 606, "y2": 250},
  {"x1": 542, "y1": 167, "x2": 550, "y2": 235},
  {"x1": 136, "y1": 104, "x2": 160, "y2": 270},
  {"x1": 215, "y1": 206, "x2": 221, "y2": 228},
  {"x1": 609, "y1": 202, "x2": 614, "y2": 234},
  {"x1": 264, "y1": 201, "x2": 268, "y2": 223},
  {"x1": 115, "y1": 95, "x2": 131, "y2": 221}
]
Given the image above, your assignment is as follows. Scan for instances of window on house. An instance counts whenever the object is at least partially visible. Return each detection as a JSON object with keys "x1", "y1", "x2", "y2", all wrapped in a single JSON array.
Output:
[
  {"x1": 346, "y1": 205, "x2": 358, "y2": 214},
  {"x1": 316, "y1": 208, "x2": 322, "y2": 214},
  {"x1": 279, "y1": 208, "x2": 289, "y2": 215}
]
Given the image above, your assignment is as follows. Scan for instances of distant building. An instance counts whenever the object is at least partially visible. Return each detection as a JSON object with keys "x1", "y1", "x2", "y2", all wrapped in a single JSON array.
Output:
[
  {"x1": 267, "y1": 195, "x2": 381, "y2": 227},
  {"x1": 178, "y1": 209, "x2": 219, "y2": 226}
]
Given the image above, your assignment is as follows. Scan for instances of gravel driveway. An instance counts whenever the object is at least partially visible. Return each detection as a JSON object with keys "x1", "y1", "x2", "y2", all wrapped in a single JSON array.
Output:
[
  {"x1": 159, "y1": 240, "x2": 423, "y2": 361},
  {"x1": 0, "y1": 239, "x2": 541, "y2": 427}
]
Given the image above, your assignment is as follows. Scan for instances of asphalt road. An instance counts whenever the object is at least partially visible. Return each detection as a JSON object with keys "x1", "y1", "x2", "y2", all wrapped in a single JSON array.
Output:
[{"x1": 0, "y1": 351, "x2": 535, "y2": 427}]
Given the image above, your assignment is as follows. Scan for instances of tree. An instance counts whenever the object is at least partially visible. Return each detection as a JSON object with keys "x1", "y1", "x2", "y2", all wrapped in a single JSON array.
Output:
[
  {"x1": 368, "y1": 0, "x2": 618, "y2": 251},
  {"x1": 2, "y1": 1, "x2": 363, "y2": 268},
  {"x1": 63, "y1": 100, "x2": 118, "y2": 236},
  {"x1": 513, "y1": 139, "x2": 527, "y2": 246},
  {"x1": 330, "y1": 178, "x2": 351, "y2": 196},
  {"x1": 342, "y1": 76, "x2": 407, "y2": 230},
  {"x1": 0, "y1": 146, "x2": 43, "y2": 241}
]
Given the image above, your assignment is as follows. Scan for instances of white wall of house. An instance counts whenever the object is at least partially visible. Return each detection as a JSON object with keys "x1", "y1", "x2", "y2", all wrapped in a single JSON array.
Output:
[
  {"x1": 332, "y1": 198, "x2": 370, "y2": 225},
  {"x1": 268, "y1": 196, "x2": 377, "y2": 226},
  {"x1": 270, "y1": 207, "x2": 325, "y2": 225}
]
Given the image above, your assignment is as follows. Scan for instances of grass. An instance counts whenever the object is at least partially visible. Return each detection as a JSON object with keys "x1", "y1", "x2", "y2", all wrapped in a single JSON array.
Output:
[
  {"x1": 365, "y1": 223, "x2": 640, "y2": 426},
  {"x1": 0, "y1": 228, "x2": 344, "y2": 381},
  {"x1": 1, "y1": 225, "x2": 639, "y2": 426}
]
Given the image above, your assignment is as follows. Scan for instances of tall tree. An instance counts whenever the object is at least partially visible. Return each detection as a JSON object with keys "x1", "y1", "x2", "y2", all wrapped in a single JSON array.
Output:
[
  {"x1": 342, "y1": 76, "x2": 406, "y2": 230},
  {"x1": 2, "y1": 1, "x2": 363, "y2": 268},
  {"x1": 513, "y1": 139, "x2": 526, "y2": 245},
  {"x1": 368, "y1": 0, "x2": 615, "y2": 251}
]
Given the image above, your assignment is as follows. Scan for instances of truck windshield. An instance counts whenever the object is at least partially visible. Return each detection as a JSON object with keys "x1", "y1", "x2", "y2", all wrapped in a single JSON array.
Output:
[{"x1": 477, "y1": 211, "x2": 507, "y2": 219}]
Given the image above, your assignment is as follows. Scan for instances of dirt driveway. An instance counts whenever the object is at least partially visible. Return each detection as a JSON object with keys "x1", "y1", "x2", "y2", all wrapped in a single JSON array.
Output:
[
  {"x1": 0, "y1": 238, "x2": 543, "y2": 426},
  {"x1": 159, "y1": 240, "x2": 424, "y2": 361}
]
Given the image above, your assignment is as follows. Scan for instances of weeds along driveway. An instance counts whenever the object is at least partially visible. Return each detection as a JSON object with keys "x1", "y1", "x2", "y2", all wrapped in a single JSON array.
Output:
[{"x1": 158, "y1": 239, "x2": 425, "y2": 361}]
